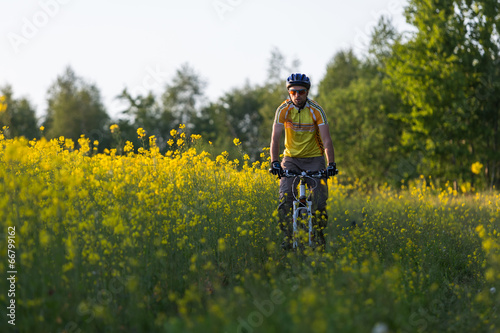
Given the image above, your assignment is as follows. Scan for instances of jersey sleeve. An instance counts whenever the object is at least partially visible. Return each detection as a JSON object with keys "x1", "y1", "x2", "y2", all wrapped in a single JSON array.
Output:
[
  {"x1": 309, "y1": 100, "x2": 328, "y2": 126},
  {"x1": 274, "y1": 100, "x2": 289, "y2": 125}
]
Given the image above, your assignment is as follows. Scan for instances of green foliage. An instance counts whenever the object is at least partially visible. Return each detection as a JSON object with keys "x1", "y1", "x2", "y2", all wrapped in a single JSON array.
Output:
[
  {"x1": 203, "y1": 85, "x2": 262, "y2": 157},
  {"x1": 43, "y1": 66, "x2": 110, "y2": 146},
  {"x1": 386, "y1": 0, "x2": 500, "y2": 188},
  {"x1": 318, "y1": 50, "x2": 363, "y2": 92},
  {"x1": 113, "y1": 89, "x2": 167, "y2": 152},
  {"x1": 257, "y1": 82, "x2": 289, "y2": 149},
  {"x1": 161, "y1": 63, "x2": 208, "y2": 130},
  {"x1": 0, "y1": 85, "x2": 39, "y2": 139},
  {"x1": 316, "y1": 21, "x2": 407, "y2": 186},
  {"x1": 184, "y1": 49, "x2": 295, "y2": 160},
  {"x1": 118, "y1": 88, "x2": 161, "y2": 131}
]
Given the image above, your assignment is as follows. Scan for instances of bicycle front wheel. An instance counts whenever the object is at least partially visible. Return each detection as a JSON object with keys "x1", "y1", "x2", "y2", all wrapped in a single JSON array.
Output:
[{"x1": 293, "y1": 203, "x2": 309, "y2": 250}]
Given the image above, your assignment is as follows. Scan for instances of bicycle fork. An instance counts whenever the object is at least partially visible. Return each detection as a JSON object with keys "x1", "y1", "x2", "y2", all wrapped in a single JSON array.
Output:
[{"x1": 292, "y1": 180, "x2": 313, "y2": 249}]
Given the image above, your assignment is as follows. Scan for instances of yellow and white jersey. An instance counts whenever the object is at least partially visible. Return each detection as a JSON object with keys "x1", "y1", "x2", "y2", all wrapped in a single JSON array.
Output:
[{"x1": 274, "y1": 99, "x2": 328, "y2": 158}]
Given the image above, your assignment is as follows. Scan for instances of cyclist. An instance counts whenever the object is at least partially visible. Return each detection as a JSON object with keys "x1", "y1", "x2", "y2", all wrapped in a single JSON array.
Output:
[{"x1": 269, "y1": 73, "x2": 337, "y2": 250}]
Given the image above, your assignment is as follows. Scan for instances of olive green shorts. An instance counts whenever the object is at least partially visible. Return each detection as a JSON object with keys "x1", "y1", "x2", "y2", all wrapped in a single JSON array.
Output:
[{"x1": 278, "y1": 156, "x2": 328, "y2": 212}]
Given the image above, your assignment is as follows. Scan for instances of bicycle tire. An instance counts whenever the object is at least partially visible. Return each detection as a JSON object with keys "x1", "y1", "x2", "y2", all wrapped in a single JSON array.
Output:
[{"x1": 293, "y1": 202, "x2": 309, "y2": 250}]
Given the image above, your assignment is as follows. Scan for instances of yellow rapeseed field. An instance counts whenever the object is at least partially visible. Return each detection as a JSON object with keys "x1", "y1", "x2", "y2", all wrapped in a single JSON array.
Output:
[{"x1": 0, "y1": 125, "x2": 499, "y2": 332}]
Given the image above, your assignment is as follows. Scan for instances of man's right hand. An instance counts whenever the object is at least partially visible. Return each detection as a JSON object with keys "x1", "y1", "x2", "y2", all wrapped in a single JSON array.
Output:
[{"x1": 269, "y1": 161, "x2": 283, "y2": 178}]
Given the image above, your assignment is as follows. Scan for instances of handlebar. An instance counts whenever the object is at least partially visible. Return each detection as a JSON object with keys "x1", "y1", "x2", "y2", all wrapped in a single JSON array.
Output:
[
  {"x1": 269, "y1": 164, "x2": 338, "y2": 179},
  {"x1": 281, "y1": 170, "x2": 327, "y2": 179}
]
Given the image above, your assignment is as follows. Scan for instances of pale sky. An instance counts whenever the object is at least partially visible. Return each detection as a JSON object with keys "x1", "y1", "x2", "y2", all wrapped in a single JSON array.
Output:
[{"x1": 1, "y1": 0, "x2": 411, "y2": 119}]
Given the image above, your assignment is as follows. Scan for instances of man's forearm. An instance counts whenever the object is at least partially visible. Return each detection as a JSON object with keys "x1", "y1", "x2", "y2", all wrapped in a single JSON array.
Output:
[
  {"x1": 270, "y1": 146, "x2": 279, "y2": 162},
  {"x1": 325, "y1": 146, "x2": 335, "y2": 165},
  {"x1": 322, "y1": 136, "x2": 335, "y2": 165},
  {"x1": 318, "y1": 124, "x2": 335, "y2": 165},
  {"x1": 270, "y1": 124, "x2": 283, "y2": 162}
]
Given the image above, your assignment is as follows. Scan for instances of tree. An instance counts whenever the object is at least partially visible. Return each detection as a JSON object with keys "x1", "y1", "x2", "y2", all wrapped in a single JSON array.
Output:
[
  {"x1": 114, "y1": 88, "x2": 169, "y2": 151},
  {"x1": 210, "y1": 83, "x2": 265, "y2": 158},
  {"x1": 316, "y1": 18, "x2": 406, "y2": 186},
  {"x1": 197, "y1": 48, "x2": 299, "y2": 160},
  {"x1": 386, "y1": 0, "x2": 500, "y2": 188},
  {"x1": 117, "y1": 88, "x2": 160, "y2": 130},
  {"x1": 0, "y1": 85, "x2": 39, "y2": 139},
  {"x1": 316, "y1": 53, "x2": 404, "y2": 184},
  {"x1": 317, "y1": 50, "x2": 362, "y2": 94},
  {"x1": 368, "y1": 16, "x2": 401, "y2": 66},
  {"x1": 266, "y1": 47, "x2": 301, "y2": 84},
  {"x1": 44, "y1": 66, "x2": 110, "y2": 146},
  {"x1": 260, "y1": 48, "x2": 300, "y2": 149},
  {"x1": 161, "y1": 63, "x2": 207, "y2": 130}
]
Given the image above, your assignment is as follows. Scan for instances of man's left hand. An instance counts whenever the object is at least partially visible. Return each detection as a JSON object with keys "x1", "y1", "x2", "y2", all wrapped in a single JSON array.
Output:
[{"x1": 326, "y1": 162, "x2": 338, "y2": 177}]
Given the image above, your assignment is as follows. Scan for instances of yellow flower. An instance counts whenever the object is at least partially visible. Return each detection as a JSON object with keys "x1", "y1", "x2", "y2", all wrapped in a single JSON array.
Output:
[
  {"x1": 65, "y1": 139, "x2": 74, "y2": 150},
  {"x1": 127, "y1": 276, "x2": 139, "y2": 292},
  {"x1": 137, "y1": 127, "x2": 146, "y2": 138},
  {"x1": 475, "y1": 225, "x2": 486, "y2": 238},
  {"x1": 233, "y1": 138, "x2": 241, "y2": 146},
  {"x1": 482, "y1": 239, "x2": 494, "y2": 252},
  {"x1": 191, "y1": 134, "x2": 202, "y2": 141},
  {"x1": 170, "y1": 129, "x2": 177, "y2": 137},
  {"x1": 471, "y1": 162, "x2": 483, "y2": 175},
  {"x1": 179, "y1": 124, "x2": 186, "y2": 129},
  {"x1": 88, "y1": 252, "x2": 100, "y2": 265},
  {"x1": 78, "y1": 135, "x2": 90, "y2": 154},
  {"x1": 485, "y1": 268, "x2": 495, "y2": 282},
  {"x1": 0, "y1": 95, "x2": 6, "y2": 113},
  {"x1": 110, "y1": 124, "x2": 119, "y2": 133},
  {"x1": 124, "y1": 140, "x2": 134, "y2": 152},
  {"x1": 217, "y1": 238, "x2": 226, "y2": 252},
  {"x1": 233, "y1": 286, "x2": 245, "y2": 294},
  {"x1": 62, "y1": 262, "x2": 74, "y2": 272},
  {"x1": 149, "y1": 135, "x2": 156, "y2": 147},
  {"x1": 39, "y1": 230, "x2": 51, "y2": 247}
]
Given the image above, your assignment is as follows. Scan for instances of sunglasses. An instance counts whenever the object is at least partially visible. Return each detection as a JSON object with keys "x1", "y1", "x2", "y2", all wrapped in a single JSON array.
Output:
[{"x1": 289, "y1": 89, "x2": 307, "y2": 96}]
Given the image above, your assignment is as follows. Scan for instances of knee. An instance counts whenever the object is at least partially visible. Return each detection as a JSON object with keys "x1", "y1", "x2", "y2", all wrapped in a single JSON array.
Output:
[{"x1": 279, "y1": 192, "x2": 293, "y2": 208}]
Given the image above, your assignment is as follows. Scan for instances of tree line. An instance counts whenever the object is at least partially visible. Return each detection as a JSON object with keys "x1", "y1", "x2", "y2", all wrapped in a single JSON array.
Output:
[{"x1": 1, "y1": 0, "x2": 499, "y2": 190}]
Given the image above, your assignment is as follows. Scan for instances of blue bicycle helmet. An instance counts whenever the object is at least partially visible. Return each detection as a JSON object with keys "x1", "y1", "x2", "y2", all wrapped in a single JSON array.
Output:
[{"x1": 286, "y1": 73, "x2": 311, "y2": 90}]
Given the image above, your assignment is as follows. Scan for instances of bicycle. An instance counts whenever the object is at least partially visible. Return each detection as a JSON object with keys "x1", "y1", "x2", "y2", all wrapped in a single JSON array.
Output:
[{"x1": 279, "y1": 169, "x2": 329, "y2": 251}]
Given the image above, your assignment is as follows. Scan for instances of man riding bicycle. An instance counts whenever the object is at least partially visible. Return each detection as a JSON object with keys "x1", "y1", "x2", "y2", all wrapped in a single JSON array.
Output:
[{"x1": 269, "y1": 73, "x2": 337, "y2": 250}]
